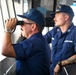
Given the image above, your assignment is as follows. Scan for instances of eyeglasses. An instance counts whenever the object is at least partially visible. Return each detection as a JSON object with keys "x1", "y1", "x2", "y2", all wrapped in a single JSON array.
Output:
[
  {"x1": 22, "y1": 21, "x2": 35, "y2": 25},
  {"x1": 24, "y1": 22, "x2": 34, "y2": 24},
  {"x1": 16, "y1": 21, "x2": 35, "y2": 26}
]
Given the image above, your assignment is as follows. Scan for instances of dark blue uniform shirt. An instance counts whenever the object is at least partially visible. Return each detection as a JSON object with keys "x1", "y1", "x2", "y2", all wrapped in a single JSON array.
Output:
[
  {"x1": 13, "y1": 32, "x2": 51, "y2": 75},
  {"x1": 44, "y1": 23, "x2": 76, "y2": 75}
]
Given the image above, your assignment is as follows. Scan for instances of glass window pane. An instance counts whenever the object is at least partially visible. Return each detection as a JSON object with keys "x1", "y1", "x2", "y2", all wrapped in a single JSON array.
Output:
[
  {"x1": 0, "y1": 7, "x2": 5, "y2": 61},
  {"x1": 71, "y1": 3, "x2": 76, "y2": 25}
]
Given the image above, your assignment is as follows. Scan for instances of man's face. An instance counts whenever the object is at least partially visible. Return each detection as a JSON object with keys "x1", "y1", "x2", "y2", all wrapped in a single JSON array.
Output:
[
  {"x1": 53, "y1": 12, "x2": 68, "y2": 27},
  {"x1": 20, "y1": 19, "x2": 32, "y2": 38}
]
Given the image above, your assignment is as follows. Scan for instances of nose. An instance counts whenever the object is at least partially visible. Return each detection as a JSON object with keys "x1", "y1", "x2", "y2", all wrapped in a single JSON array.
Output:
[{"x1": 53, "y1": 17, "x2": 55, "y2": 21}]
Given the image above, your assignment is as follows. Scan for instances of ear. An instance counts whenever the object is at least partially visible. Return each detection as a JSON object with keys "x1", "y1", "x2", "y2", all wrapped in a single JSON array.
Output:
[
  {"x1": 31, "y1": 23, "x2": 37, "y2": 31},
  {"x1": 65, "y1": 14, "x2": 69, "y2": 21}
]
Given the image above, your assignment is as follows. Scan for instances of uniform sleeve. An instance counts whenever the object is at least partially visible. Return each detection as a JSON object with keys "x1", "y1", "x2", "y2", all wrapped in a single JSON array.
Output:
[
  {"x1": 13, "y1": 40, "x2": 32, "y2": 60},
  {"x1": 13, "y1": 43, "x2": 27, "y2": 60},
  {"x1": 44, "y1": 31, "x2": 52, "y2": 44}
]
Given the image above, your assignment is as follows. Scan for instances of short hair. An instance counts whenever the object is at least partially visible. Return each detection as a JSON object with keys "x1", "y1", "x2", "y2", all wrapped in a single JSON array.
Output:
[
  {"x1": 28, "y1": 19, "x2": 44, "y2": 32},
  {"x1": 63, "y1": 13, "x2": 73, "y2": 21}
]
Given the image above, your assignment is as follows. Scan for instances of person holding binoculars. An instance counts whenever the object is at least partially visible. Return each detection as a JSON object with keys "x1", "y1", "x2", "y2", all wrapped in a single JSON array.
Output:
[{"x1": 1, "y1": 9, "x2": 51, "y2": 75}]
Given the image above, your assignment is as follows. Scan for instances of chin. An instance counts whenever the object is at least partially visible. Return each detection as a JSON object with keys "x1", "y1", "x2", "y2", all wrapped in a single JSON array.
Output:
[
  {"x1": 55, "y1": 24, "x2": 58, "y2": 26},
  {"x1": 55, "y1": 24, "x2": 59, "y2": 27}
]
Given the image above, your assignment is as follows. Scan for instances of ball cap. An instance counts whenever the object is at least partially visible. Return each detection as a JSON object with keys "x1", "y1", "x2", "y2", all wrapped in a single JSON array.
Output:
[
  {"x1": 51, "y1": 4, "x2": 74, "y2": 17},
  {"x1": 17, "y1": 9, "x2": 45, "y2": 26}
]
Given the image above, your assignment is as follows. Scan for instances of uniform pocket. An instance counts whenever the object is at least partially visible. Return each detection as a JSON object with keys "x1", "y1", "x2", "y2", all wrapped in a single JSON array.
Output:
[{"x1": 63, "y1": 40, "x2": 73, "y2": 47}]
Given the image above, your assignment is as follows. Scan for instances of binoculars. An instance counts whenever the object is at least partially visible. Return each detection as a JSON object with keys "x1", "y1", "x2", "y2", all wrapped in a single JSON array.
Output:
[
  {"x1": 5, "y1": 20, "x2": 24, "y2": 26},
  {"x1": 16, "y1": 21, "x2": 24, "y2": 25}
]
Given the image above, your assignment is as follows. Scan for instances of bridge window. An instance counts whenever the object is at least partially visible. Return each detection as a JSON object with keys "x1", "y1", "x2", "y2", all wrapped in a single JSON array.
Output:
[
  {"x1": 0, "y1": 0, "x2": 13, "y2": 61},
  {"x1": 71, "y1": 3, "x2": 76, "y2": 25}
]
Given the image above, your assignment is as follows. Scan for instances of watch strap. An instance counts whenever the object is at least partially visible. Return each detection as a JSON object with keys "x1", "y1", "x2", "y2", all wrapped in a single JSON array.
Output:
[
  {"x1": 4, "y1": 28, "x2": 12, "y2": 33},
  {"x1": 57, "y1": 61, "x2": 62, "y2": 67}
]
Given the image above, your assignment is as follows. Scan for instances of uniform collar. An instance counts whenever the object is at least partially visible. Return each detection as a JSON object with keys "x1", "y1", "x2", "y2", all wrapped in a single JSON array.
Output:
[
  {"x1": 66, "y1": 23, "x2": 74, "y2": 33},
  {"x1": 28, "y1": 32, "x2": 42, "y2": 40},
  {"x1": 57, "y1": 23, "x2": 74, "y2": 33},
  {"x1": 57, "y1": 23, "x2": 74, "y2": 37}
]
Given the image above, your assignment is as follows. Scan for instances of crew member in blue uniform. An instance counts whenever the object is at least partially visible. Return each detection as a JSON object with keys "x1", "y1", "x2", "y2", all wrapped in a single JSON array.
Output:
[
  {"x1": 2, "y1": 9, "x2": 51, "y2": 75},
  {"x1": 44, "y1": 4, "x2": 76, "y2": 75}
]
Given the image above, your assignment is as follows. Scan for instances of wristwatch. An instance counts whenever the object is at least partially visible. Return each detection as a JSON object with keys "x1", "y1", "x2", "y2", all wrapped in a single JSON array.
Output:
[
  {"x1": 4, "y1": 28, "x2": 12, "y2": 33},
  {"x1": 57, "y1": 61, "x2": 62, "y2": 67}
]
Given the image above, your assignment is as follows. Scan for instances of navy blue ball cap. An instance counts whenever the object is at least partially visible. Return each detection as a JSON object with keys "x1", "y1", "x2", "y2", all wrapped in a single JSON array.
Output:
[
  {"x1": 17, "y1": 9, "x2": 45, "y2": 26},
  {"x1": 50, "y1": 4, "x2": 74, "y2": 17}
]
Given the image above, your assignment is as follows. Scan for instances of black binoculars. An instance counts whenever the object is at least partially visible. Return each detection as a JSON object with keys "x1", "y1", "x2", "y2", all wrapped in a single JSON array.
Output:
[
  {"x1": 5, "y1": 20, "x2": 24, "y2": 26},
  {"x1": 16, "y1": 21, "x2": 24, "y2": 26}
]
